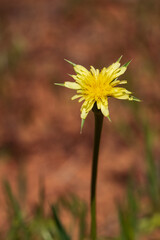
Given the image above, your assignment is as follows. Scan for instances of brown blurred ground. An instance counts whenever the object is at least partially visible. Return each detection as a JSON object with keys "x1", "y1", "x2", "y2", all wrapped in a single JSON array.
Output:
[{"x1": 0, "y1": 0, "x2": 160, "y2": 237}]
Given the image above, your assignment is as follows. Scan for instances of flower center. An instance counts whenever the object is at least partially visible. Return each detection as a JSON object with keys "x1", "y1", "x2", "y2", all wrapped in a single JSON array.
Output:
[
  {"x1": 84, "y1": 77, "x2": 111, "y2": 101},
  {"x1": 95, "y1": 87, "x2": 103, "y2": 98}
]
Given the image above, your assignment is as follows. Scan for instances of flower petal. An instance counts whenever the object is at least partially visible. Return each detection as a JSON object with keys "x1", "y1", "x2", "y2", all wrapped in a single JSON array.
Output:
[
  {"x1": 74, "y1": 65, "x2": 90, "y2": 75},
  {"x1": 90, "y1": 66, "x2": 99, "y2": 79},
  {"x1": 114, "y1": 94, "x2": 130, "y2": 100},
  {"x1": 113, "y1": 66, "x2": 127, "y2": 78},
  {"x1": 110, "y1": 87, "x2": 132, "y2": 100},
  {"x1": 105, "y1": 62, "x2": 121, "y2": 74},
  {"x1": 110, "y1": 80, "x2": 127, "y2": 87},
  {"x1": 81, "y1": 108, "x2": 89, "y2": 119},
  {"x1": 97, "y1": 99, "x2": 102, "y2": 109},
  {"x1": 64, "y1": 81, "x2": 81, "y2": 89},
  {"x1": 80, "y1": 100, "x2": 95, "y2": 119},
  {"x1": 71, "y1": 94, "x2": 82, "y2": 100},
  {"x1": 111, "y1": 87, "x2": 131, "y2": 96},
  {"x1": 78, "y1": 97, "x2": 85, "y2": 102},
  {"x1": 101, "y1": 102, "x2": 109, "y2": 117}
]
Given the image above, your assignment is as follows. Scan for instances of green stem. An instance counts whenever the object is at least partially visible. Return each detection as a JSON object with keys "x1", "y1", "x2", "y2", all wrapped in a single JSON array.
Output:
[{"x1": 91, "y1": 104, "x2": 104, "y2": 240}]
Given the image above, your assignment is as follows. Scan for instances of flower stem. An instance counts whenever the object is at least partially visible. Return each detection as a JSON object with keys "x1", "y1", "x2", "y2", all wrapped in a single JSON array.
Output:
[{"x1": 91, "y1": 104, "x2": 104, "y2": 240}]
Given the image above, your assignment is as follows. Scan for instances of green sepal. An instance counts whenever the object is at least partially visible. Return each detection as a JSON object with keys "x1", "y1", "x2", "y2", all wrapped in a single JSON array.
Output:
[
  {"x1": 64, "y1": 59, "x2": 76, "y2": 67},
  {"x1": 80, "y1": 119, "x2": 85, "y2": 134},
  {"x1": 117, "y1": 55, "x2": 123, "y2": 62},
  {"x1": 107, "y1": 115, "x2": 112, "y2": 122},
  {"x1": 54, "y1": 83, "x2": 65, "y2": 87},
  {"x1": 123, "y1": 59, "x2": 132, "y2": 67},
  {"x1": 68, "y1": 74, "x2": 74, "y2": 78},
  {"x1": 132, "y1": 96, "x2": 141, "y2": 102}
]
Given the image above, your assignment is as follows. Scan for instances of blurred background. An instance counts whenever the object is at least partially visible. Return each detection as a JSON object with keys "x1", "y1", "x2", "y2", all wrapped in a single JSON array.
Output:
[{"x1": 0, "y1": 0, "x2": 160, "y2": 239}]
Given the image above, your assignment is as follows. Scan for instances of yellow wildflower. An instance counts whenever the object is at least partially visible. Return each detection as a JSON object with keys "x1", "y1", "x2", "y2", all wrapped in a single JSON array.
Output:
[{"x1": 56, "y1": 57, "x2": 140, "y2": 126}]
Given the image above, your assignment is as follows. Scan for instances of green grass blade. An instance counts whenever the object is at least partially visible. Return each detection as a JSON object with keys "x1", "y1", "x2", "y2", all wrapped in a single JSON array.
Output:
[{"x1": 51, "y1": 205, "x2": 71, "y2": 240}]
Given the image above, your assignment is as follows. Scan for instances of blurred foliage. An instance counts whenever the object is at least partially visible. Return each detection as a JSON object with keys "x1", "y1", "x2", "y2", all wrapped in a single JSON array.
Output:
[
  {"x1": 113, "y1": 120, "x2": 160, "y2": 240},
  {"x1": 1, "y1": 120, "x2": 160, "y2": 240},
  {"x1": 2, "y1": 177, "x2": 87, "y2": 240}
]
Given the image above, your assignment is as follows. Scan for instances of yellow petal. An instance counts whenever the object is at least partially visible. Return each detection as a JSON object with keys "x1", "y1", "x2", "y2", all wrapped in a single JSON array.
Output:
[
  {"x1": 101, "y1": 102, "x2": 109, "y2": 117},
  {"x1": 100, "y1": 67, "x2": 108, "y2": 76},
  {"x1": 97, "y1": 100, "x2": 102, "y2": 109},
  {"x1": 114, "y1": 94, "x2": 130, "y2": 100},
  {"x1": 105, "y1": 62, "x2": 121, "y2": 74},
  {"x1": 70, "y1": 74, "x2": 79, "y2": 81},
  {"x1": 111, "y1": 87, "x2": 131, "y2": 96},
  {"x1": 90, "y1": 66, "x2": 99, "y2": 79},
  {"x1": 110, "y1": 87, "x2": 133, "y2": 100},
  {"x1": 80, "y1": 100, "x2": 94, "y2": 119},
  {"x1": 78, "y1": 97, "x2": 85, "y2": 102},
  {"x1": 71, "y1": 94, "x2": 81, "y2": 100},
  {"x1": 119, "y1": 80, "x2": 127, "y2": 85},
  {"x1": 74, "y1": 65, "x2": 89, "y2": 75},
  {"x1": 81, "y1": 109, "x2": 88, "y2": 119},
  {"x1": 64, "y1": 81, "x2": 81, "y2": 89},
  {"x1": 110, "y1": 80, "x2": 127, "y2": 87},
  {"x1": 113, "y1": 66, "x2": 127, "y2": 78}
]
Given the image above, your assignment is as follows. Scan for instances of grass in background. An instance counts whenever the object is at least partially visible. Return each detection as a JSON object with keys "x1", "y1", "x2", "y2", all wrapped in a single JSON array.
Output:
[
  {"x1": 2, "y1": 176, "x2": 88, "y2": 240},
  {"x1": 1, "y1": 120, "x2": 160, "y2": 240}
]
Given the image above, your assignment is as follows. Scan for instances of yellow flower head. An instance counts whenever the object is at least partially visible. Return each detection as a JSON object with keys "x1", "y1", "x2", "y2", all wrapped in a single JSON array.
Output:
[{"x1": 56, "y1": 57, "x2": 140, "y2": 127}]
